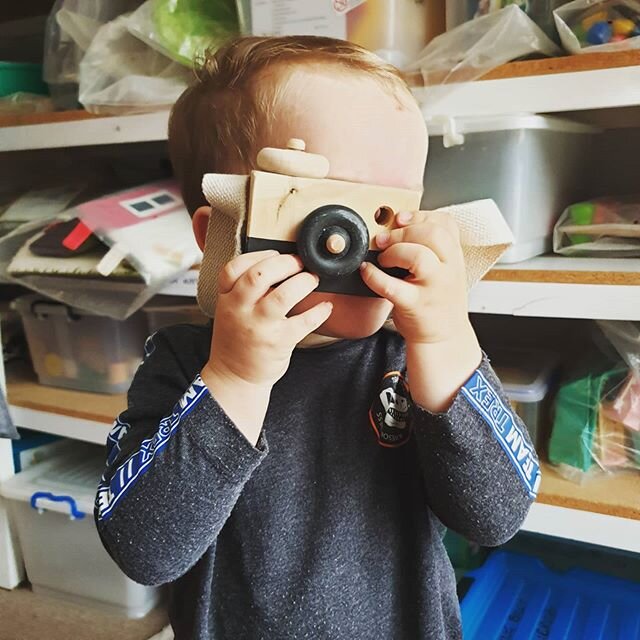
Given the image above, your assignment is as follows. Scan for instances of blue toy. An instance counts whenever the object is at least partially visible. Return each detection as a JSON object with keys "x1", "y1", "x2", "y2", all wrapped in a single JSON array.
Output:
[{"x1": 587, "y1": 21, "x2": 613, "y2": 44}]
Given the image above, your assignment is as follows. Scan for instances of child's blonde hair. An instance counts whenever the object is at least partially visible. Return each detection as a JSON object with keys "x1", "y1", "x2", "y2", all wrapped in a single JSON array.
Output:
[{"x1": 168, "y1": 35, "x2": 410, "y2": 215}]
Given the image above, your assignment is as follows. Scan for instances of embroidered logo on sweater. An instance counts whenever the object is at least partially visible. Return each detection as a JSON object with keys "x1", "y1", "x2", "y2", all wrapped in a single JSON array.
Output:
[{"x1": 369, "y1": 371, "x2": 412, "y2": 447}]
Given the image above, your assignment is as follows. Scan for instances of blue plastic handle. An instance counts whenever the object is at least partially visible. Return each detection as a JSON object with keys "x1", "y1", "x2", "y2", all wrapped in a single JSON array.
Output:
[{"x1": 30, "y1": 492, "x2": 85, "y2": 520}]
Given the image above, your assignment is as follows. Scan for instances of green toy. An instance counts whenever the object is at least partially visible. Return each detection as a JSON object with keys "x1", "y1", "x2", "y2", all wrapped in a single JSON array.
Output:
[{"x1": 567, "y1": 201, "x2": 595, "y2": 245}]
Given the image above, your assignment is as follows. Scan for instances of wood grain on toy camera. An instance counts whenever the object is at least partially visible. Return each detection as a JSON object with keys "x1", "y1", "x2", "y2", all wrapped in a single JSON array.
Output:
[{"x1": 246, "y1": 171, "x2": 422, "y2": 248}]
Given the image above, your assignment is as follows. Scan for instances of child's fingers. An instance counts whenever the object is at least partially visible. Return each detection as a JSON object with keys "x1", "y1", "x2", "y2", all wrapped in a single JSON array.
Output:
[
  {"x1": 218, "y1": 250, "x2": 279, "y2": 294},
  {"x1": 359, "y1": 261, "x2": 417, "y2": 309},
  {"x1": 377, "y1": 243, "x2": 440, "y2": 281},
  {"x1": 395, "y1": 211, "x2": 461, "y2": 240},
  {"x1": 287, "y1": 301, "x2": 334, "y2": 342},
  {"x1": 259, "y1": 271, "x2": 320, "y2": 317},
  {"x1": 376, "y1": 221, "x2": 458, "y2": 263},
  {"x1": 232, "y1": 254, "x2": 305, "y2": 304}
]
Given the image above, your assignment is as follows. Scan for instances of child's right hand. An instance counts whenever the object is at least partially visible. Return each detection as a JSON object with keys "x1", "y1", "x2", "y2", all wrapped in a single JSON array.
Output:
[{"x1": 201, "y1": 250, "x2": 332, "y2": 445}]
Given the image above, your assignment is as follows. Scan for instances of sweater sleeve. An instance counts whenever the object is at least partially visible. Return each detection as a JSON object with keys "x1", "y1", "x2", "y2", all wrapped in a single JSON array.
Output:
[
  {"x1": 413, "y1": 354, "x2": 540, "y2": 547},
  {"x1": 94, "y1": 328, "x2": 267, "y2": 586}
]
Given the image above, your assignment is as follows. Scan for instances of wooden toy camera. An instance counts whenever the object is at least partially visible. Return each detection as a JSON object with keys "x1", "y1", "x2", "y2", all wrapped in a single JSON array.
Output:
[{"x1": 246, "y1": 139, "x2": 422, "y2": 296}]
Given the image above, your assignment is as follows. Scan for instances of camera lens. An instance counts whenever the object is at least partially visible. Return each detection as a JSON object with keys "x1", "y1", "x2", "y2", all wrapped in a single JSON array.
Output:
[{"x1": 297, "y1": 205, "x2": 369, "y2": 277}]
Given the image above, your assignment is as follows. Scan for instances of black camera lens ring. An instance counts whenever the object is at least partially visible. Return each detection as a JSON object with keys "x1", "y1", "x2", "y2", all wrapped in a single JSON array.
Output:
[{"x1": 297, "y1": 205, "x2": 369, "y2": 278}]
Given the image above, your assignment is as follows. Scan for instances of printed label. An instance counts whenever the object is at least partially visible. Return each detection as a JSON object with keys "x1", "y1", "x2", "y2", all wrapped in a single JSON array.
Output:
[
  {"x1": 369, "y1": 371, "x2": 412, "y2": 448},
  {"x1": 96, "y1": 375, "x2": 208, "y2": 521},
  {"x1": 461, "y1": 370, "x2": 541, "y2": 498}
]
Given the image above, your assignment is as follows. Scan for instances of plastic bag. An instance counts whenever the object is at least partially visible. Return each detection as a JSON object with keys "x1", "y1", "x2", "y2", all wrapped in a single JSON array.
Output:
[
  {"x1": 0, "y1": 93, "x2": 54, "y2": 115},
  {"x1": 128, "y1": 0, "x2": 238, "y2": 67},
  {"x1": 78, "y1": 13, "x2": 191, "y2": 115},
  {"x1": 553, "y1": 196, "x2": 640, "y2": 257},
  {"x1": 554, "y1": 0, "x2": 640, "y2": 53},
  {"x1": 448, "y1": 0, "x2": 570, "y2": 43},
  {"x1": 0, "y1": 391, "x2": 18, "y2": 440},
  {"x1": 406, "y1": 5, "x2": 560, "y2": 89},
  {"x1": 43, "y1": 0, "x2": 143, "y2": 108},
  {"x1": 0, "y1": 182, "x2": 201, "y2": 320},
  {"x1": 548, "y1": 327, "x2": 640, "y2": 483}
]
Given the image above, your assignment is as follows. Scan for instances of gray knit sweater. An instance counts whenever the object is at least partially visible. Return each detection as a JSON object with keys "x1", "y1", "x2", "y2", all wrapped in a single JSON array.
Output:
[{"x1": 95, "y1": 324, "x2": 539, "y2": 639}]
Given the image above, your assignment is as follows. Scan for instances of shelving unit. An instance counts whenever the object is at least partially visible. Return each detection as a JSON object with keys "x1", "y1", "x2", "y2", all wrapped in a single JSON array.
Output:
[
  {"x1": 412, "y1": 51, "x2": 640, "y2": 123},
  {"x1": 523, "y1": 462, "x2": 640, "y2": 554},
  {"x1": 1, "y1": 52, "x2": 639, "y2": 589},
  {"x1": 6, "y1": 370, "x2": 122, "y2": 445}
]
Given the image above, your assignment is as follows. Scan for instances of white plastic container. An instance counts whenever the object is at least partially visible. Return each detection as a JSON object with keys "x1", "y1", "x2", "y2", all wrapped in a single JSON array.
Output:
[
  {"x1": 423, "y1": 115, "x2": 598, "y2": 263},
  {"x1": 13, "y1": 295, "x2": 147, "y2": 394},
  {"x1": 0, "y1": 449, "x2": 161, "y2": 618},
  {"x1": 491, "y1": 348, "x2": 558, "y2": 447}
]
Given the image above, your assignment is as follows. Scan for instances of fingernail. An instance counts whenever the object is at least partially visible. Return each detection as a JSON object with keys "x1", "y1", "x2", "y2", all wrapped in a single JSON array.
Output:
[
  {"x1": 398, "y1": 211, "x2": 413, "y2": 224},
  {"x1": 359, "y1": 262, "x2": 369, "y2": 271},
  {"x1": 376, "y1": 232, "x2": 390, "y2": 248}
]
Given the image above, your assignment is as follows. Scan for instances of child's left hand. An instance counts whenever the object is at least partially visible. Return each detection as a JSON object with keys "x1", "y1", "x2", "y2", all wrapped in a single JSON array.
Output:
[{"x1": 359, "y1": 210, "x2": 469, "y2": 346}]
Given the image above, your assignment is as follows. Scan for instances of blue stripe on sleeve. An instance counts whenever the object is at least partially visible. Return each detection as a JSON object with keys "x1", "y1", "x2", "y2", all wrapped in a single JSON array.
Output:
[
  {"x1": 96, "y1": 375, "x2": 208, "y2": 521},
  {"x1": 460, "y1": 370, "x2": 541, "y2": 498}
]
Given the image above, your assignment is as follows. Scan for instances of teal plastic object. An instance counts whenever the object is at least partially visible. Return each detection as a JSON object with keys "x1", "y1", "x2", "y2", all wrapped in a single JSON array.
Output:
[
  {"x1": 152, "y1": 0, "x2": 238, "y2": 66},
  {"x1": 460, "y1": 551, "x2": 640, "y2": 639},
  {"x1": 0, "y1": 62, "x2": 49, "y2": 98}
]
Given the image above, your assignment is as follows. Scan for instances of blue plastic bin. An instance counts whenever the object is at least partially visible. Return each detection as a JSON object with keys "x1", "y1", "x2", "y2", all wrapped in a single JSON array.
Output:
[{"x1": 460, "y1": 551, "x2": 640, "y2": 639}]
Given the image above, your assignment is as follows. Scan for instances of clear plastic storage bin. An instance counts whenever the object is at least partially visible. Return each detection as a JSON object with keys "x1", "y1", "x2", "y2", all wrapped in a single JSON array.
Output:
[
  {"x1": 13, "y1": 295, "x2": 147, "y2": 394},
  {"x1": 0, "y1": 449, "x2": 161, "y2": 618},
  {"x1": 422, "y1": 115, "x2": 598, "y2": 263},
  {"x1": 491, "y1": 348, "x2": 558, "y2": 447},
  {"x1": 143, "y1": 302, "x2": 207, "y2": 334}
]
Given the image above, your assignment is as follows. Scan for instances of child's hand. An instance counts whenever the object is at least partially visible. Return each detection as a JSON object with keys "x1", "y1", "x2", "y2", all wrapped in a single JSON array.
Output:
[
  {"x1": 201, "y1": 250, "x2": 332, "y2": 445},
  {"x1": 360, "y1": 211, "x2": 482, "y2": 413},
  {"x1": 360, "y1": 211, "x2": 469, "y2": 346},
  {"x1": 208, "y1": 250, "x2": 333, "y2": 387}
]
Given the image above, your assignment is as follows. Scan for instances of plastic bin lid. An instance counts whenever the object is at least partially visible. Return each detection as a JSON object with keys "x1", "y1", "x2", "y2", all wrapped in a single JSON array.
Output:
[
  {"x1": 427, "y1": 114, "x2": 598, "y2": 136},
  {"x1": 460, "y1": 551, "x2": 640, "y2": 639},
  {"x1": 12, "y1": 294, "x2": 101, "y2": 319},
  {"x1": 0, "y1": 446, "x2": 103, "y2": 518},
  {"x1": 490, "y1": 348, "x2": 558, "y2": 403}
]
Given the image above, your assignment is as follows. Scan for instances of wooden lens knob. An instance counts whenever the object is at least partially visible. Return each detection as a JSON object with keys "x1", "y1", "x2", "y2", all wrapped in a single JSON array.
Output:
[{"x1": 326, "y1": 233, "x2": 347, "y2": 255}]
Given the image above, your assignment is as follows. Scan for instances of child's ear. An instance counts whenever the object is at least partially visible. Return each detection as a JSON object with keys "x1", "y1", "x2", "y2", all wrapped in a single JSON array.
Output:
[{"x1": 192, "y1": 206, "x2": 211, "y2": 251}]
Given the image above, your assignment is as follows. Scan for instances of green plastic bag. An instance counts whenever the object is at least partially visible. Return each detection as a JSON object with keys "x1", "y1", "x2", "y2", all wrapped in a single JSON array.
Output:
[
  {"x1": 128, "y1": 0, "x2": 239, "y2": 67},
  {"x1": 548, "y1": 355, "x2": 627, "y2": 473}
]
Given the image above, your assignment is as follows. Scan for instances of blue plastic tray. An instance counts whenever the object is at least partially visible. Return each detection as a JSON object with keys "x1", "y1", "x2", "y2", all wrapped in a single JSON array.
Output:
[{"x1": 460, "y1": 551, "x2": 640, "y2": 639}]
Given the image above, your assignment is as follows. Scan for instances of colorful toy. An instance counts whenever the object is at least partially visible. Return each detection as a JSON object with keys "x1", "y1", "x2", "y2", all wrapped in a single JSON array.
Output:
[
  {"x1": 587, "y1": 21, "x2": 613, "y2": 44},
  {"x1": 581, "y1": 9, "x2": 609, "y2": 30},
  {"x1": 569, "y1": 3, "x2": 640, "y2": 48},
  {"x1": 612, "y1": 17, "x2": 636, "y2": 34}
]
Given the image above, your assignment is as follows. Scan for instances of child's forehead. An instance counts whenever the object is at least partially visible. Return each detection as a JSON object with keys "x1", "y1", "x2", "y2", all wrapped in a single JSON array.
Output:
[{"x1": 265, "y1": 66, "x2": 428, "y2": 191}]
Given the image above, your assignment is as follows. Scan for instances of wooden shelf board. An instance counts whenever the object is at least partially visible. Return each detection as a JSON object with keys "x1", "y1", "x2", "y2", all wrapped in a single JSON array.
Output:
[
  {"x1": 6, "y1": 371, "x2": 125, "y2": 425},
  {"x1": 481, "y1": 50, "x2": 640, "y2": 81},
  {"x1": 537, "y1": 461, "x2": 640, "y2": 521},
  {"x1": 406, "y1": 50, "x2": 640, "y2": 85},
  {"x1": 485, "y1": 256, "x2": 640, "y2": 286},
  {"x1": 0, "y1": 109, "x2": 99, "y2": 129}
]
